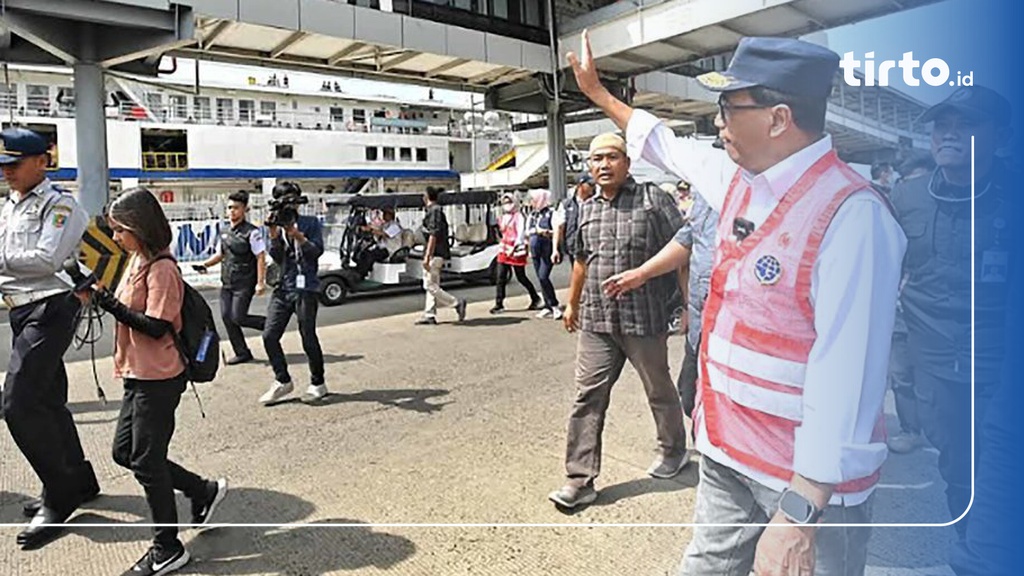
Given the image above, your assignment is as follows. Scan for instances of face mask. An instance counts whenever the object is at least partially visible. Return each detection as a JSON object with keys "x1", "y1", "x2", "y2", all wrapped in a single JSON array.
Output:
[{"x1": 501, "y1": 203, "x2": 513, "y2": 213}]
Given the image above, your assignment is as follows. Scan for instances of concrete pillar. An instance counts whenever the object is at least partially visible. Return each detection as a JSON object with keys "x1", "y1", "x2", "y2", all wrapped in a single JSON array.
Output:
[
  {"x1": 73, "y1": 24, "x2": 109, "y2": 218},
  {"x1": 546, "y1": 99, "x2": 566, "y2": 203},
  {"x1": 261, "y1": 177, "x2": 277, "y2": 196}
]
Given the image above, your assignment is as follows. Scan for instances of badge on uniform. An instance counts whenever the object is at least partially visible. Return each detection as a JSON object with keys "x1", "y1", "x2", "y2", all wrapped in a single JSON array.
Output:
[
  {"x1": 981, "y1": 249, "x2": 1009, "y2": 283},
  {"x1": 51, "y1": 205, "x2": 72, "y2": 229},
  {"x1": 754, "y1": 254, "x2": 782, "y2": 286}
]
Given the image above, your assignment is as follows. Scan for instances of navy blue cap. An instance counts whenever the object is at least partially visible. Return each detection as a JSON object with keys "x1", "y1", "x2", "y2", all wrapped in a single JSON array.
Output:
[
  {"x1": 575, "y1": 173, "x2": 593, "y2": 185},
  {"x1": 917, "y1": 86, "x2": 1012, "y2": 126},
  {"x1": 697, "y1": 37, "x2": 840, "y2": 100},
  {"x1": 0, "y1": 128, "x2": 50, "y2": 165}
]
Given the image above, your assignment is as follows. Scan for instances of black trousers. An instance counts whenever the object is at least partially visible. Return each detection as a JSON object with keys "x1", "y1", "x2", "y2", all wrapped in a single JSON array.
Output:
[
  {"x1": 495, "y1": 262, "x2": 539, "y2": 307},
  {"x1": 263, "y1": 289, "x2": 324, "y2": 386},
  {"x1": 2, "y1": 293, "x2": 97, "y2": 513},
  {"x1": 531, "y1": 250, "x2": 559, "y2": 309},
  {"x1": 916, "y1": 371, "x2": 994, "y2": 538},
  {"x1": 220, "y1": 286, "x2": 266, "y2": 357},
  {"x1": 355, "y1": 246, "x2": 389, "y2": 278},
  {"x1": 113, "y1": 375, "x2": 207, "y2": 551}
]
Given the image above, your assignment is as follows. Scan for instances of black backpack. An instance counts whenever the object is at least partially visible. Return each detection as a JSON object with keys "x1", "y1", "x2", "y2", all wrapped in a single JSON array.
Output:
[{"x1": 152, "y1": 255, "x2": 221, "y2": 384}]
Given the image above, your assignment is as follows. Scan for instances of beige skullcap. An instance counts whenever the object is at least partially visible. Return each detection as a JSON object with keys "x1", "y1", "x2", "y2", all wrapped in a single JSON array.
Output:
[{"x1": 588, "y1": 132, "x2": 626, "y2": 156}]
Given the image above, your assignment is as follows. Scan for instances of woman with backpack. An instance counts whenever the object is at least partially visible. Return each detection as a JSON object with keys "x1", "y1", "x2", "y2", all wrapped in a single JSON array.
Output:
[
  {"x1": 84, "y1": 188, "x2": 226, "y2": 576},
  {"x1": 491, "y1": 191, "x2": 541, "y2": 314}
]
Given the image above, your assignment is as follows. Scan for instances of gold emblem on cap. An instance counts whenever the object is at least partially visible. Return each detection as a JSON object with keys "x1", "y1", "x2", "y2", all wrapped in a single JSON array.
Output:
[
  {"x1": 0, "y1": 142, "x2": 20, "y2": 156},
  {"x1": 698, "y1": 71, "x2": 734, "y2": 89}
]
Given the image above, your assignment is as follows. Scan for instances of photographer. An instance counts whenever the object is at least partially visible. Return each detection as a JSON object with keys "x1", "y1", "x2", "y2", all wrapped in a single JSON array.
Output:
[
  {"x1": 196, "y1": 190, "x2": 267, "y2": 365},
  {"x1": 258, "y1": 182, "x2": 328, "y2": 405}
]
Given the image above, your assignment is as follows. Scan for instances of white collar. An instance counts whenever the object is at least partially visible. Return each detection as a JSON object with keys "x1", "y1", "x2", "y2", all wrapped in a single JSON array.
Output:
[{"x1": 743, "y1": 134, "x2": 833, "y2": 200}]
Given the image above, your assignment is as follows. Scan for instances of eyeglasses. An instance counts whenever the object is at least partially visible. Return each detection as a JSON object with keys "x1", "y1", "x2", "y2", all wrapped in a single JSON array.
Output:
[{"x1": 716, "y1": 95, "x2": 778, "y2": 122}]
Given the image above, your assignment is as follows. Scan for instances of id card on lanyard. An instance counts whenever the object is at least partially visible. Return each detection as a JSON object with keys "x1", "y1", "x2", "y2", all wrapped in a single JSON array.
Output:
[{"x1": 289, "y1": 235, "x2": 306, "y2": 289}]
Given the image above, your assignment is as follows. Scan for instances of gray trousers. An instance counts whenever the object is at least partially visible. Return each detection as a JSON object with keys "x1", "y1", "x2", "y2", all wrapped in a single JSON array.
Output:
[
  {"x1": 565, "y1": 330, "x2": 686, "y2": 487},
  {"x1": 679, "y1": 456, "x2": 872, "y2": 576}
]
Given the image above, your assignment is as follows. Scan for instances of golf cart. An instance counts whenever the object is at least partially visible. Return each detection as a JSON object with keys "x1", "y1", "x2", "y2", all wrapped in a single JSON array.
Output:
[{"x1": 317, "y1": 190, "x2": 501, "y2": 306}]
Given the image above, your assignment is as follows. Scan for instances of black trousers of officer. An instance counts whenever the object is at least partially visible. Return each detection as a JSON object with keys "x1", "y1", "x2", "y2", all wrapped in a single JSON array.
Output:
[
  {"x1": 220, "y1": 286, "x2": 266, "y2": 357},
  {"x1": 915, "y1": 371, "x2": 994, "y2": 538},
  {"x1": 2, "y1": 293, "x2": 97, "y2": 513}
]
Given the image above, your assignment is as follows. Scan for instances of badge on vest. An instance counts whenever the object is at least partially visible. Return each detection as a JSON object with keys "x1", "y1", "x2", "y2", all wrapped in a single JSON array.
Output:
[{"x1": 754, "y1": 254, "x2": 782, "y2": 286}]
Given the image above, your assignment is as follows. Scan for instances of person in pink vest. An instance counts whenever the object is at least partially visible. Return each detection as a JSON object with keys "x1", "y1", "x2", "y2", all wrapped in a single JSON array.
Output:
[
  {"x1": 569, "y1": 33, "x2": 906, "y2": 576},
  {"x1": 491, "y1": 192, "x2": 542, "y2": 314}
]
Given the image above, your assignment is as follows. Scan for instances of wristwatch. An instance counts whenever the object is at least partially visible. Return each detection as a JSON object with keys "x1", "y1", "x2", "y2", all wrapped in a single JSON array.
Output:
[{"x1": 778, "y1": 489, "x2": 823, "y2": 524}]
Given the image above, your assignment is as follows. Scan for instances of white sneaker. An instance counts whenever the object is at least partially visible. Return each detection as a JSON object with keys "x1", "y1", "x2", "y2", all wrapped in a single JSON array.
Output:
[
  {"x1": 301, "y1": 384, "x2": 328, "y2": 404},
  {"x1": 259, "y1": 381, "x2": 293, "y2": 405},
  {"x1": 551, "y1": 308, "x2": 564, "y2": 320},
  {"x1": 536, "y1": 308, "x2": 553, "y2": 319}
]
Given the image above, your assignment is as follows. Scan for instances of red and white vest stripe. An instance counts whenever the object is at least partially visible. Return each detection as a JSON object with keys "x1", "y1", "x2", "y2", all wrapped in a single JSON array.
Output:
[{"x1": 695, "y1": 150, "x2": 887, "y2": 495}]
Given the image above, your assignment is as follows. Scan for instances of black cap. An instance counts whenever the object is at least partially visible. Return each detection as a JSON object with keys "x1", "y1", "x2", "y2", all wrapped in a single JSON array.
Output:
[
  {"x1": 697, "y1": 37, "x2": 840, "y2": 100},
  {"x1": 916, "y1": 86, "x2": 1012, "y2": 126},
  {"x1": 575, "y1": 173, "x2": 593, "y2": 185},
  {"x1": 0, "y1": 128, "x2": 50, "y2": 165}
]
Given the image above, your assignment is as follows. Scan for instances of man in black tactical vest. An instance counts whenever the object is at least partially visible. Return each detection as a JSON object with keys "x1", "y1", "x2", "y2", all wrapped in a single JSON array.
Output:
[
  {"x1": 197, "y1": 190, "x2": 267, "y2": 365},
  {"x1": 891, "y1": 85, "x2": 1014, "y2": 543}
]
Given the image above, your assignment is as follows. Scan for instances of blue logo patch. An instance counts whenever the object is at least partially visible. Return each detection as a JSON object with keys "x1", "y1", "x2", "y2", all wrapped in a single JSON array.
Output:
[{"x1": 754, "y1": 255, "x2": 782, "y2": 286}]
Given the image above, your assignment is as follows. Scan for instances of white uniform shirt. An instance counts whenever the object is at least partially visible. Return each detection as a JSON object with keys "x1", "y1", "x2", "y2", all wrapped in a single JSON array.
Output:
[{"x1": 627, "y1": 110, "x2": 907, "y2": 505}]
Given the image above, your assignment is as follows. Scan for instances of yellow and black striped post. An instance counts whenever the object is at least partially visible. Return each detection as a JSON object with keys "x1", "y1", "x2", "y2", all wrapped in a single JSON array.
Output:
[{"x1": 78, "y1": 215, "x2": 128, "y2": 290}]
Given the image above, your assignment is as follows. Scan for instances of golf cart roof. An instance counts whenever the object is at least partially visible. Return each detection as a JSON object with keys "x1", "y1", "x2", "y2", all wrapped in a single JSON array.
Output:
[{"x1": 326, "y1": 190, "x2": 499, "y2": 210}]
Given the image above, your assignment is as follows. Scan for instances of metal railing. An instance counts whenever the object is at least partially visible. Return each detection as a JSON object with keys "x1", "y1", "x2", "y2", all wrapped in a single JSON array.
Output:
[{"x1": 142, "y1": 152, "x2": 189, "y2": 171}]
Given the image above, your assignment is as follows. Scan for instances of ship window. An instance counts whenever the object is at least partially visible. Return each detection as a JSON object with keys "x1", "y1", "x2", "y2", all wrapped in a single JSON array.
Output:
[
  {"x1": 193, "y1": 96, "x2": 211, "y2": 120},
  {"x1": 169, "y1": 95, "x2": 187, "y2": 119},
  {"x1": 275, "y1": 144, "x2": 294, "y2": 160},
  {"x1": 26, "y1": 85, "x2": 50, "y2": 115},
  {"x1": 400, "y1": 147, "x2": 412, "y2": 162},
  {"x1": 216, "y1": 98, "x2": 233, "y2": 122},
  {"x1": 238, "y1": 100, "x2": 255, "y2": 122},
  {"x1": 0, "y1": 83, "x2": 17, "y2": 110},
  {"x1": 416, "y1": 148, "x2": 428, "y2": 162},
  {"x1": 261, "y1": 101, "x2": 277, "y2": 117},
  {"x1": 365, "y1": 147, "x2": 378, "y2": 161},
  {"x1": 353, "y1": 108, "x2": 366, "y2": 124},
  {"x1": 383, "y1": 147, "x2": 395, "y2": 161}
]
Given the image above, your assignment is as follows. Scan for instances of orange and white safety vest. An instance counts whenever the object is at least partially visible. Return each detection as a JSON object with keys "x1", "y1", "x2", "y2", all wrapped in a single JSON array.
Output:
[{"x1": 695, "y1": 150, "x2": 888, "y2": 495}]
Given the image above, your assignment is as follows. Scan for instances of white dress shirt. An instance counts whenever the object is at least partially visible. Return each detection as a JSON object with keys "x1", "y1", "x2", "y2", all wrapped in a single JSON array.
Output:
[{"x1": 627, "y1": 110, "x2": 907, "y2": 505}]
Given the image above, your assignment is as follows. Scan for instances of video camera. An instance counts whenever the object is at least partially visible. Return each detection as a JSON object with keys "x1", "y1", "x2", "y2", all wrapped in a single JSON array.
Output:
[{"x1": 266, "y1": 181, "x2": 309, "y2": 227}]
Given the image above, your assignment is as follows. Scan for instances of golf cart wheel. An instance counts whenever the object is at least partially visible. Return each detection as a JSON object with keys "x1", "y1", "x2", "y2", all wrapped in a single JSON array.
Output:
[{"x1": 320, "y1": 277, "x2": 349, "y2": 306}]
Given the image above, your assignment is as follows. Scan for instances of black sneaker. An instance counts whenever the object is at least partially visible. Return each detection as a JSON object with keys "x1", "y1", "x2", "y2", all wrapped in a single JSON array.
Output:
[
  {"x1": 191, "y1": 478, "x2": 228, "y2": 526},
  {"x1": 121, "y1": 545, "x2": 190, "y2": 576},
  {"x1": 527, "y1": 300, "x2": 544, "y2": 311},
  {"x1": 455, "y1": 299, "x2": 468, "y2": 322},
  {"x1": 489, "y1": 305, "x2": 505, "y2": 315}
]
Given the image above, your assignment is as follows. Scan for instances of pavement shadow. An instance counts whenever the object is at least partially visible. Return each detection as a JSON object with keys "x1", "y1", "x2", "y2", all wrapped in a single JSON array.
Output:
[
  {"x1": 187, "y1": 518, "x2": 416, "y2": 575},
  {"x1": 0, "y1": 490, "x2": 34, "y2": 523},
  {"x1": 269, "y1": 388, "x2": 451, "y2": 414},
  {"x1": 63, "y1": 487, "x2": 317, "y2": 545},
  {"x1": 69, "y1": 397, "x2": 122, "y2": 414},
  {"x1": 553, "y1": 463, "x2": 700, "y2": 516},
  {"x1": 253, "y1": 353, "x2": 363, "y2": 367},
  {"x1": 459, "y1": 317, "x2": 527, "y2": 327}
]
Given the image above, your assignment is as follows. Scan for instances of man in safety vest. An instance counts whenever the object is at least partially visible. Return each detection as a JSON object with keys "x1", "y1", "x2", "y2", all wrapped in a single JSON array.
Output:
[{"x1": 570, "y1": 33, "x2": 906, "y2": 575}]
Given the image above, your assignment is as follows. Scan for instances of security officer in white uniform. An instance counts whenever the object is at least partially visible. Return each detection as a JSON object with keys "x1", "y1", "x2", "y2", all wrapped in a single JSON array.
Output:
[{"x1": 0, "y1": 128, "x2": 98, "y2": 550}]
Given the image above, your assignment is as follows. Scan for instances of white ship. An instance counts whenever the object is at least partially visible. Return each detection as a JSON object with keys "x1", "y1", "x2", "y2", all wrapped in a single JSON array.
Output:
[{"x1": 0, "y1": 60, "x2": 513, "y2": 200}]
